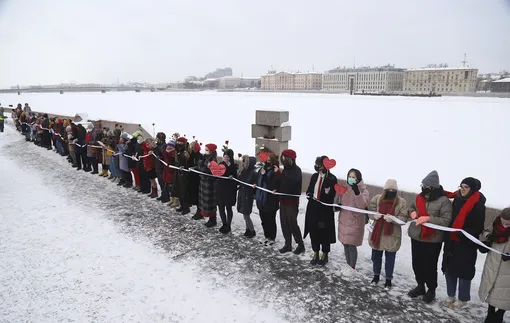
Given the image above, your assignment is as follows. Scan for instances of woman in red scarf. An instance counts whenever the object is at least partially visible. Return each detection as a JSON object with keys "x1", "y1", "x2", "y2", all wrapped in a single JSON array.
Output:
[
  {"x1": 367, "y1": 179, "x2": 408, "y2": 289},
  {"x1": 407, "y1": 170, "x2": 452, "y2": 304},
  {"x1": 479, "y1": 209, "x2": 510, "y2": 323},
  {"x1": 441, "y1": 177, "x2": 485, "y2": 310}
]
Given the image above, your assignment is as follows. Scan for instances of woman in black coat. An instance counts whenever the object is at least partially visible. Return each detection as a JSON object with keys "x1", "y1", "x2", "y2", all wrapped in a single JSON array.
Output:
[
  {"x1": 255, "y1": 154, "x2": 280, "y2": 245},
  {"x1": 441, "y1": 177, "x2": 486, "y2": 309},
  {"x1": 215, "y1": 148, "x2": 238, "y2": 234},
  {"x1": 237, "y1": 155, "x2": 258, "y2": 238},
  {"x1": 304, "y1": 156, "x2": 337, "y2": 266}
]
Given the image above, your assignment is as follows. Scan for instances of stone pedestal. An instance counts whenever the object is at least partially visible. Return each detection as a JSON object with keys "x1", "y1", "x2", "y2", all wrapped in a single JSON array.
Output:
[{"x1": 251, "y1": 110, "x2": 291, "y2": 156}]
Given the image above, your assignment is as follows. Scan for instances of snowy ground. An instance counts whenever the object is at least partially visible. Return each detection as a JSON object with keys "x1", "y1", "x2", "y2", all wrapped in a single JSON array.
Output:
[
  {"x1": 1, "y1": 91, "x2": 509, "y2": 208},
  {"x1": 0, "y1": 122, "x2": 490, "y2": 322}
]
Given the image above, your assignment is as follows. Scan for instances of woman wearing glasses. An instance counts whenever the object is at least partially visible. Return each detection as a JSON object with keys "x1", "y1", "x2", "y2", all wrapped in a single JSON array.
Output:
[
  {"x1": 441, "y1": 178, "x2": 486, "y2": 310},
  {"x1": 407, "y1": 170, "x2": 452, "y2": 304}
]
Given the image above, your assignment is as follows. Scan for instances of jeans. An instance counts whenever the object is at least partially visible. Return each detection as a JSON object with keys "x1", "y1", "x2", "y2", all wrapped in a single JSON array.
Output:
[
  {"x1": 446, "y1": 274, "x2": 471, "y2": 302},
  {"x1": 109, "y1": 157, "x2": 120, "y2": 177},
  {"x1": 371, "y1": 249, "x2": 397, "y2": 279}
]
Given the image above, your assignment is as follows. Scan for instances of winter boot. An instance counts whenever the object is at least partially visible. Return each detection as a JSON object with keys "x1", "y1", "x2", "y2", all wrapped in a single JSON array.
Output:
[
  {"x1": 243, "y1": 229, "x2": 250, "y2": 237},
  {"x1": 317, "y1": 253, "x2": 328, "y2": 266},
  {"x1": 246, "y1": 230, "x2": 256, "y2": 238},
  {"x1": 279, "y1": 245, "x2": 292, "y2": 254},
  {"x1": 384, "y1": 279, "x2": 392, "y2": 289},
  {"x1": 107, "y1": 173, "x2": 114, "y2": 180},
  {"x1": 181, "y1": 206, "x2": 191, "y2": 216},
  {"x1": 133, "y1": 186, "x2": 140, "y2": 191},
  {"x1": 484, "y1": 305, "x2": 496, "y2": 323},
  {"x1": 168, "y1": 197, "x2": 177, "y2": 208},
  {"x1": 149, "y1": 187, "x2": 158, "y2": 199},
  {"x1": 310, "y1": 252, "x2": 319, "y2": 265},
  {"x1": 423, "y1": 288, "x2": 436, "y2": 304},
  {"x1": 293, "y1": 244, "x2": 305, "y2": 255},
  {"x1": 204, "y1": 216, "x2": 217, "y2": 228},
  {"x1": 220, "y1": 225, "x2": 231, "y2": 234},
  {"x1": 219, "y1": 225, "x2": 227, "y2": 234},
  {"x1": 407, "y1": 284, "x2": 426, "y2": 298},
  {"x1": 192, "y1": 210, "x2": 204, "y2": 220},
  {"x1": 494, "y1": 309, "x2": 506, "y2": 323},
  {"x1": 371, "y1": 275, "x2": 380, "y2": 285}
]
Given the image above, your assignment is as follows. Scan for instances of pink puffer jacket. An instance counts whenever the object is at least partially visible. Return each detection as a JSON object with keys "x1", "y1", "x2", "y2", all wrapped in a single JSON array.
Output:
[{"x1": 336, "y1": 181, "x2": 369, "y2": 247}]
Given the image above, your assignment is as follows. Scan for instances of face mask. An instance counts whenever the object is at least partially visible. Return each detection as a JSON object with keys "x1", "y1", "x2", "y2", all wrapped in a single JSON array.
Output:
[
  {"x1": 204, "y1": 150, "x2": 210, "y2": 155},
  {"x1": 314, "y1": 165, "x2": 320, "y2": 172},
  {"x1": 421, "y1": 187, "x2": 432, "y2": 195},
  {"x1": 347, "y1": 178, "x2": 357, "y2": 185},
  {"x1": 386, "y1": 191, "x2": 397, "y2": 199},
  {"x1": 166, "y1": 146, "x2": 174, "y2": 152}
]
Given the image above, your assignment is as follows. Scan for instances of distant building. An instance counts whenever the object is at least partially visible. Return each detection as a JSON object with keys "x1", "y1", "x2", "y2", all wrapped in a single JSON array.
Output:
[
  {"x1": 261, "y1": 71, "x2": 322, "y2": 91},
  {"x1": 322, "y1": 65, "x2": 405, "y2": 93},
  {"x1": 185, "y1": 76, "x2": 198, "y2": 82},
  {"x1": 490, "y1": 78, "x2": 510, "y2": 93},
  {"x1": 218, "y1": 76, "x2": 260, "y2": 89},
  {"x1": 204, "y1": 68, "x2": 233, "y2": 79},
  {"x1": 403, "y1": 67, "x2": 478, "y2": 94}
]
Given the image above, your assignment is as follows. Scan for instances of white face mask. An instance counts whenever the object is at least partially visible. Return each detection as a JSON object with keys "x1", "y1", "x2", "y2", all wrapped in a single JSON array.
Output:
[{"x1": 204, "y1": 150, "x2": 210, "y2": 155}]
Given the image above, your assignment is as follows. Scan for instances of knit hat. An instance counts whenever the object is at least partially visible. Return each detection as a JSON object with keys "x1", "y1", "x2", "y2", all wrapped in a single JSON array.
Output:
[
  {"x1": 177, "y1": 137, "x2": 187, "y2": 144},
  {"x1": 422, "y1": 170, "x2": 440, "y2": 189},
  {"x1": 461, "y1": 177, "x2": 481, "y2": 192},
  {"x1": 384, "y1": 179, "x2": 398, "y2": 191},
  {"x1": 167, "y1": 140, "x2": 176, "y2": 148},
  {"x1": 206, "y1": 143, "x2": 217, "y2": 152},
  {"x1": 281, "y1": 149, "x2": 296, "y2": 160},
  {"x1": 500, "y1": 208, "x2": 510, "y2": 221},
  {"x1": 120, "y1": 132, "x2": 129, "y2": 140}
]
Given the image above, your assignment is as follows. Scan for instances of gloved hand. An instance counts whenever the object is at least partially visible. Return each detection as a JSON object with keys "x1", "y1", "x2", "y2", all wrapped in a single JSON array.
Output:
[
  {"x1": 503, "y1": 254, "x2": 510, "y2": 262},
  {"x1": 350, "y1": 183, "x2": 360, "y2": 196},
  {"x1": 415, "y1": 216, "x2": 430, "y2": 226},
  {"x1": 373, "y1": 214, "x2": 382, "y2": 220},
  {"x1": 384, "y1": 215, "x2": 393, "y2": 223}
]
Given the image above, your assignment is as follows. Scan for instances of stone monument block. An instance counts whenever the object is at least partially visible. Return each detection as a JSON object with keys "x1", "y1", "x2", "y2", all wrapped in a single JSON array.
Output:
[
  {"x1": 255, "y1": 110, "x2": 289, "y2": 127},
  {"x1": 252, "y1": 110, "x2": 291, "y2": 156}
]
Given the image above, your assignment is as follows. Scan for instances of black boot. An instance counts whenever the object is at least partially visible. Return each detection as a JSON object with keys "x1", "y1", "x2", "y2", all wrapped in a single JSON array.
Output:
[
  {"x1": 423, "y1": 288, "x2": 436, "y2": 304},
  {"x1": 408, "y1": 284, "x2": 426, "y2": 298},
  {"x1": 204, "y1": 217, "x2": 217, "y2": 228},
  {"x1": 279, "y1": 245, "x2": 292, "y2": 254},
  {"x1": 310, "y1": 252, "x2": 319, "y2": 265},
  {"x1": 371, "y1": 275, "x2": 380, "y2": 285},
  {"x1": 317, "y1": 252, "x2": 328, "y2": 266},
  {"x1": 243, "y1": 229, "x2": 250, "y2": 237},
  {"x1": 246, "y1": 230, "x2": 256, "y2": 238},
  {"x1": 384, "y1": 279, "x2": 392, "y2": 289},
  {"x1": 494, "y1": 309, "x2": 506, "y2": 323},
  {"x1": 181, "y1": 207, "x2": 191, "y2": 215},
  {"x1": 293, "y1": 244, "x2": 305, "y2": 255},
  {"x1": 192, "y1": 210, "x2": 204, "y2": 220},
  {"x1": 485, "y1": 305, "x2": 496, "y2": 323}
]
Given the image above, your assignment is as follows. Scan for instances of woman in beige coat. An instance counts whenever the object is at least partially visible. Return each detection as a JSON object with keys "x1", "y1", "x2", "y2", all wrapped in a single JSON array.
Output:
[
  {"x1": 479, "y1": 208, "x2": 510, "y2": 323},
  {"x1": 368, "y1": 179, "x2": 407, "y2": 289}
]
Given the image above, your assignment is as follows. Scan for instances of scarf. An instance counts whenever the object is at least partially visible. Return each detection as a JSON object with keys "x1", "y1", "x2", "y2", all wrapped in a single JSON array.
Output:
[
  {"x1": 493, "y1": 216, "x2": 510, "y2": 244},
  {"x1": 415, "y1": 195, "x2": 436, "y2": 240},
  {"x1": 370, "y1": 199, "x2": 396, "y2": 249},
  {"x1": 447, "y1": 191, "x2": 480, "y2": 241}
]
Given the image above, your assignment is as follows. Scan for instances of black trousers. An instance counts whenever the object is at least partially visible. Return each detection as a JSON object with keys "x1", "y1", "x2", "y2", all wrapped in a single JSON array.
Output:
[
  {"x1": 411, "y1": 239, "x2": 442, "y2": 289},
  {"x1": 218, "y1": 204, "x2": 233, "y2": 226},
  {"x1": 121, "y1": 170, "x2": 132, "y2": 185},
  {"x1": 310, "y1": 229, "x2": 330, "y2": 253},
  {"x1": 75, "y1": 146, "x2": 82, "y2": 169},
  {"x1": 0, "y1": 120, "x2": 4, "y2": 132},
  {"x1": 259, "y1": 210, "x2": 277, "y2": 240},
  {"x1": 280, "y1": 203, "x2": 304, "y2": 247}
]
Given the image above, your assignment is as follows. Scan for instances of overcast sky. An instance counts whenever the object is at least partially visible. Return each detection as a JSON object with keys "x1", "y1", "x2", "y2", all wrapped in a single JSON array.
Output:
[{"x1": 0, "y1": 0, "x2": 509, "y2": 87}]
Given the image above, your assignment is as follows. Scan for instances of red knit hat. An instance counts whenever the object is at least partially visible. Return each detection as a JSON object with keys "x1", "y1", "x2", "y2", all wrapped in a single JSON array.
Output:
[
  {"x1": 205, "y1": 143, "x2": 217, "y2": 152},
  {"x1": 177, "y1": 137, "x2": 187, "y2": 144},
  {"x1": 281, "y1": 149, "x2": 296, "y2": 160}
]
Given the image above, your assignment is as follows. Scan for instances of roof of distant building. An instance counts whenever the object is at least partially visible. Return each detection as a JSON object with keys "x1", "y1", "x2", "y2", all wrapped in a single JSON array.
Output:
[
  {"x1": 407, "y1": 67, "x2": 478, "y2": 72},
  {"x1": 493, "y1": 77, "x2": 510, "y2": 83}
]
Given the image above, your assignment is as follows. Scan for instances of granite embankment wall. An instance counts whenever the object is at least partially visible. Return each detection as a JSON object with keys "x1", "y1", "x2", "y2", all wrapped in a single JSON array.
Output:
[{"x1": 4, "y1": 108, "x2": 502, "y2": 228}]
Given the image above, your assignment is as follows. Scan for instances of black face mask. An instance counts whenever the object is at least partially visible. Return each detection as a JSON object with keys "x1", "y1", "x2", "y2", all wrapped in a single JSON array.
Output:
[
  {"x1": 314, "y1": 165, "x2": 320, "y2": 172},
  {"x1": 386, "y1": 191, "x2": 397, "y2": 199},
  {"x1": 264, "y1": 161, "x2": 272, "y2": 170},
  {"x1": 421, "y1": 187, "x2": 432, "y2": 195}
]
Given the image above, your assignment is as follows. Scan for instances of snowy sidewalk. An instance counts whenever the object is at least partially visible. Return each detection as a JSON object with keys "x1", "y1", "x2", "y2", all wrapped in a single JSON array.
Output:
[
  {"x1": 0, "y1": 124, "x2": 487, "y2": 323},
  {"x1": 0, "y1": 125, "x2": 286, "y2": 323}
]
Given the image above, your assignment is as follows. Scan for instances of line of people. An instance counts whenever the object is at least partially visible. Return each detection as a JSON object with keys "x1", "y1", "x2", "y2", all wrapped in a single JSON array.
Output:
[{"x1": 8, "y1": 105, "x2": 509, "y2": 323}]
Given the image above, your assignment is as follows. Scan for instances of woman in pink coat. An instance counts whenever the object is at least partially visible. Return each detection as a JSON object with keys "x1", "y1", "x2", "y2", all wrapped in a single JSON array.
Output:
[{"x1": 336, "y1": 168, "x2": 369, "y2": 269}]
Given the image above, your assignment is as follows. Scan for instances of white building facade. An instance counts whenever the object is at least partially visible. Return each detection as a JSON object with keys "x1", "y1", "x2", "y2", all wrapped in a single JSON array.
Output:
[
  {"x1": 322, "y1": 66, "x2": 405, "y2": 93},
  {"x1": 403, "y1": 67, "x2": 478, "y2": 94},
  {"x1": 261, "y1": 72, "x2": 322, "y2": 90}
]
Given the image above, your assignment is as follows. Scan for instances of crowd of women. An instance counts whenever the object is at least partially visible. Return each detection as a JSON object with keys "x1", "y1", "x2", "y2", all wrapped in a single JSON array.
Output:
[{"x1": 9, "y1": 105, "x2": 510, "y2": 323}]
